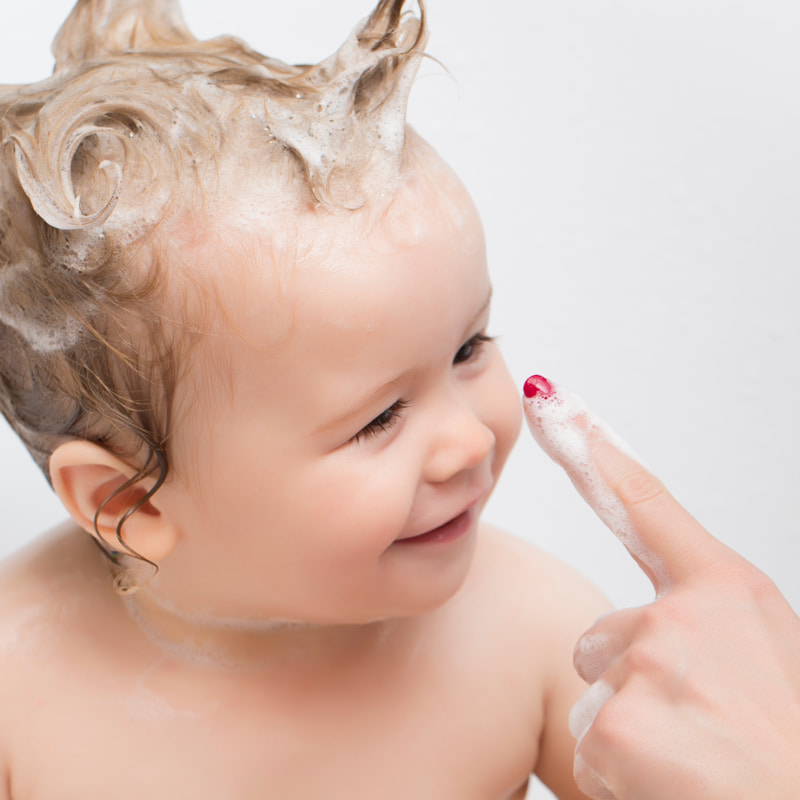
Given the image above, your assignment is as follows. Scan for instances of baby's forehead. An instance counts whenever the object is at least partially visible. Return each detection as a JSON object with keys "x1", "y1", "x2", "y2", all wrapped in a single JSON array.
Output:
[
  {"x1": 160, "y1": 149, "x2": 480, "y2": 330},
  {"x1": 228, "y1": 152, "x2": 473, "y2": 256},
  {"x1": 164, "y1": 156, "x2": 486, "y2": 465}
]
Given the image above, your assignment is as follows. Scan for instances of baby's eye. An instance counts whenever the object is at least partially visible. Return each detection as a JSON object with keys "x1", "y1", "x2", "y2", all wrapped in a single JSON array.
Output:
[
  {"x1": 351, "y1": 400, "x2": 409, "y2": 444},
  {"x1": 453, "y1": 332, "x2": 495, "y2": 365}
]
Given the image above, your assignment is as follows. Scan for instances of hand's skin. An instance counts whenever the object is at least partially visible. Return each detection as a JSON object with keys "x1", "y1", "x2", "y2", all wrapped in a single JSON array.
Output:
[{"x1": 523, "y1": 377, "x2": 800, "y2": 800}]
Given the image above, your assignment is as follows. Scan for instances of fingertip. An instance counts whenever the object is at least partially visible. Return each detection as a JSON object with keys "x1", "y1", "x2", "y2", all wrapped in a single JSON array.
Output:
[
  {"x1": 573, "y1": 632, "x2": 615, "y2": 684},
  {"x1": 523, "y1": 374, "x2": 554, "y2": 399}
]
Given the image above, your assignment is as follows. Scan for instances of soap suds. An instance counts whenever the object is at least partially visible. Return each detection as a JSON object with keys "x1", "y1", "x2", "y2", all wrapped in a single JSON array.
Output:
[
  {"x1": 568, "y1": 678, "x2": 614, "y2": 743},
  {"x1": 523, "y1": 377, "x2": 668, "y2": 591}
]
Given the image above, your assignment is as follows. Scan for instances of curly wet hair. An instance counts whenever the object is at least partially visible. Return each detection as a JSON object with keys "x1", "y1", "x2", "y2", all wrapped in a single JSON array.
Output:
[{"x1": 0, "y1": 0, "x2": 426, "y2": 580}]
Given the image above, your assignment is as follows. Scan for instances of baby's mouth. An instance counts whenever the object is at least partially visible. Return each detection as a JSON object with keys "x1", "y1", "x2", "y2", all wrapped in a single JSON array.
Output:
[{"x1": 393, "y1": 507, "x2": 475, "y2": 546}]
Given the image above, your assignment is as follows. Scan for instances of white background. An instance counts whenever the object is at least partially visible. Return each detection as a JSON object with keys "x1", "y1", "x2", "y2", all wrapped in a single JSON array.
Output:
[{"x1": 2, "y1": 3, "x2": 799, "y2": 794}]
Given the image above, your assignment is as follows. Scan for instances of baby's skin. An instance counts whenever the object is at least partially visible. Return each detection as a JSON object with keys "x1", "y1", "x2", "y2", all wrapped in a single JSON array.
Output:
[
  {"x1": 0, "y1": 156, "x2": 608, "y2": 799},
  {"x1": 0, "y1": 522, "x2": 604, "y2": 799}
]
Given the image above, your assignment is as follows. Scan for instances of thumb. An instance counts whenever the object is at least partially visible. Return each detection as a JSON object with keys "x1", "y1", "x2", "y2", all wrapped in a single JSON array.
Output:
[{"x1": 523, "y1": 376, "x2": 731, "y2": 592}]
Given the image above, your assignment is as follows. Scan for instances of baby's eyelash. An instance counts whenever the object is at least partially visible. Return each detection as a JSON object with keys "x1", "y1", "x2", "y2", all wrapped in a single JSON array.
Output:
[
  {"x1": 349, "y1": 333, "x2": 493, "y2": 446},
  {"x1": 351, "y1": 400, "x2": 410, "y2": 444},
  {"x1": 453, "y1": 332, "x2": 495, "y2": 365}
]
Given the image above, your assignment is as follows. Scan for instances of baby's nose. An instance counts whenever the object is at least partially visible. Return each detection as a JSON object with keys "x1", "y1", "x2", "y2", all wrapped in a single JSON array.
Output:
[{"x1": 423, "y1": 397, "x2": 495, "y2": 484}]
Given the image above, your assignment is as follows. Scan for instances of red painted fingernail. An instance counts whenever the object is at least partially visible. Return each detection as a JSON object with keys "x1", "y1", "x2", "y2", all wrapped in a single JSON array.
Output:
[{"x1": 523, "y1": 375, "x2": 554, "y2": 399}]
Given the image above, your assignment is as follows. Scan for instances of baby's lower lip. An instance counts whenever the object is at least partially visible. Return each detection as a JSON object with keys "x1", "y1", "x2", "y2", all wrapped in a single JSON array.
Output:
[{"x1": 394, "y1": 508, "x2": 474, "y2": 546}]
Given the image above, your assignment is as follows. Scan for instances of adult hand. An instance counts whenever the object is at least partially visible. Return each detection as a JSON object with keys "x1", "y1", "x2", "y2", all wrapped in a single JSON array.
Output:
[{"x1": 523, "y1": 376, "x2": 800, "y2": 800}]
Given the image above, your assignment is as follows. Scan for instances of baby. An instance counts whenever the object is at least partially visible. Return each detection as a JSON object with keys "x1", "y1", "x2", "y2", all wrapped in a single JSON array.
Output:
[{"x1": 0, "y1": 1, "x2": 608, "y2": 798}]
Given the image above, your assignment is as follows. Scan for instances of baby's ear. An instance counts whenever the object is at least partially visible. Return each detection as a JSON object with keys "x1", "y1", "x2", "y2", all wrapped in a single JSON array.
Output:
[{"x1": 49, "y1": 440, "x2": 180, "y2": 564}]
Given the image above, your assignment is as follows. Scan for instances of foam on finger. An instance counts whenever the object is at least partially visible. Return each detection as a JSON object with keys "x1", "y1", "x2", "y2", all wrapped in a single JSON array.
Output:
[
  {"x1": 522, "y1": 375, "x2": 667, "y2": 590},
  {"x1": 569, "y1": 678, "x2": 615, "y2": 744}
]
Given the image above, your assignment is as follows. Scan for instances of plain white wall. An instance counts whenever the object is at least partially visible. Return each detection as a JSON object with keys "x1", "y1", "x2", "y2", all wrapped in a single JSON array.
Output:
[{"x1": 2, "y1": 2, "x2": 799, "y2": 616}]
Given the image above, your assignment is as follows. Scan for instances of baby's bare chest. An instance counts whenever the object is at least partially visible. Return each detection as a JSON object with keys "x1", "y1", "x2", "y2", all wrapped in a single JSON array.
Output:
[{"x1": 8, "y1": 658, "x2": 539, "y2": 800}]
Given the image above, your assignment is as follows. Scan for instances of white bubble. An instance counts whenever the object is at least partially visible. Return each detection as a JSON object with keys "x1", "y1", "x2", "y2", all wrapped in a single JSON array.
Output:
[
  {"x1": 523, "y1": 380, "x2": 668, "y2": 590},
  {"x1": 0, "y1": 261, "x2": 81, "y2": 352},
  {"x1": 569, "y1": 678, "x2": 615, "y2": 743}
]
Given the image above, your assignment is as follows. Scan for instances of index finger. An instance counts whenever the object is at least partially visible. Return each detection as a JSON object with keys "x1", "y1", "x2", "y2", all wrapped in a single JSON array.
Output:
[{"x1": 522, "y1": 375, "x2": 732, "y2": 592}]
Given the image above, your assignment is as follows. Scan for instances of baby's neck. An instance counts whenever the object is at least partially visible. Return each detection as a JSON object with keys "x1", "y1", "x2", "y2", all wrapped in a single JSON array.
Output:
[{"x1": 123, "y1": 590, "x2": 415, "y2": 673}]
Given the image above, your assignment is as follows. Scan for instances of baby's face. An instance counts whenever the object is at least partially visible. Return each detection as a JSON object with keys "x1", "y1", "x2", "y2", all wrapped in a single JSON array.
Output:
[{"x1": 153, "y1": 157, "x2": 521, "y2": 626}]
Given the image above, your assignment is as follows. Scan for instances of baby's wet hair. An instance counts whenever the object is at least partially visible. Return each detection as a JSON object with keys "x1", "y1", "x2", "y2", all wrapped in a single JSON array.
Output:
[{"x1": 0, "y1": 0, "x2": 427, "y2": 583}]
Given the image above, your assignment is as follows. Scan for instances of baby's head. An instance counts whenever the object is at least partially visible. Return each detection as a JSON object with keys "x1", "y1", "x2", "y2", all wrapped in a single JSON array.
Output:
[
  {"x1": 1, "y1": 0, "x2": 521, "y2": 620},
  {"x1": 1, "y1": 0, "x2": 424, "y2": 539}
]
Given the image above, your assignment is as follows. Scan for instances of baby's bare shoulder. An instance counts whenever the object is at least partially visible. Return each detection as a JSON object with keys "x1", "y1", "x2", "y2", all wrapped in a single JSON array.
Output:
[
  {"x1": 0, "y1": 526, "x2": 118, "y2": 776},
  {"x1": 0, "y1": 521, "x2": 101, "y2": 604},
  {"x1": 0, "y1": 528, "x2": 80, "y2": 777},
  {"x1": 456, "y1": 525, "x2": 612, "y2": 797},
  {"x1": 452, "y1": 524, "x2": 611, "y2": 686},
  {"x1": 467, "y1": 523, "x2": 610, "y2": 631},
  {"x1": 0, "y1": 524, "x2": 110, "y2": 692}
]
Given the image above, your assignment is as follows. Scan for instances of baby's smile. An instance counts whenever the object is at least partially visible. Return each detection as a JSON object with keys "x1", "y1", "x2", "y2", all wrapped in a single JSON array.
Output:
[
  {"x1": 393, "y1": 505, "x2": 477, "y2": 546},
  {"x1": 393, "y1": 475, "x2": 493, "y2": 545}
]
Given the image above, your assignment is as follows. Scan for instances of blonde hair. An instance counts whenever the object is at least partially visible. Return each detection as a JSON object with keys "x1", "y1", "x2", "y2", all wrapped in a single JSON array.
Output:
[{"x1": 0, "y1": 0, "x2": 426, "y2": 563}]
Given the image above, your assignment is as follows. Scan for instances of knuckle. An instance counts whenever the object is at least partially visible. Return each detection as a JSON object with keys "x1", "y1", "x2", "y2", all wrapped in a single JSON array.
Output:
[
  {"x1": 711, "y1": 559, "x2": 779, "y2": 605},
  {"x1": 613, "y1": 469, "x2": 667, "y2": 510},
  {"x1": 586, "y1": 692, "x2": 659, "y2": 770},
  {"x1": 633, "y1": 602, "x2": 660, "y2": 634},
  {"x1": 619, "y1": 605, "x2": 679, "y2": 675},
  {"x1": 639, "y1": 596, "x2": 692, "y2": 631},
  {"x1": 588, "y1": 696, "x2": 630, "y2": 750},
  {"x1": 733, "y1": 563, "x2": 781, "y2": 607},
  {"x1": 623, "y1": 639, "x2": 664, "y2": 677}
]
